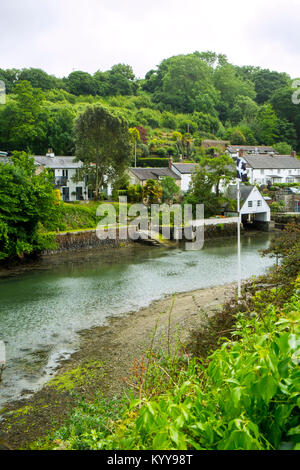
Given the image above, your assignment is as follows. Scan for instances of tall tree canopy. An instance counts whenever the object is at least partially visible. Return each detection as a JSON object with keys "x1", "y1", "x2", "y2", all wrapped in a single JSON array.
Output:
[
  {"x1": 0, "y1": 51, "x2": 299, "y2": 154},
  {"x1": 74, "y1": 105, "x2": 132, "y2": 199}
]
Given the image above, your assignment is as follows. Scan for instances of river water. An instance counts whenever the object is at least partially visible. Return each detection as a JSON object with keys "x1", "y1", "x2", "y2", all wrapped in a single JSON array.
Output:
[{"x1": 0, "y1": 234, "x2": 274, "y2": 407}]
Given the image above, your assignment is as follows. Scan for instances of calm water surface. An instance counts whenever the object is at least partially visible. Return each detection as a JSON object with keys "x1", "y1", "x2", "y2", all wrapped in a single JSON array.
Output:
[{"x1": 0, "y1": 234, "x2": 274, "y2": 406}]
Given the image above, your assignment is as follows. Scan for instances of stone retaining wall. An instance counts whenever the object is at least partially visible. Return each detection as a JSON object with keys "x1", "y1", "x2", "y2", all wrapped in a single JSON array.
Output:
[{"x1": 43, "y1": 229, "x2": 134, "y2": 254}]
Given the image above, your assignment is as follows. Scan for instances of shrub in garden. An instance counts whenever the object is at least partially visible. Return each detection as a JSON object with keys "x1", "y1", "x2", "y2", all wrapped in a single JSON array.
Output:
[{"x1": 0, "y1": 152, "x2": 60, "y2": 260}]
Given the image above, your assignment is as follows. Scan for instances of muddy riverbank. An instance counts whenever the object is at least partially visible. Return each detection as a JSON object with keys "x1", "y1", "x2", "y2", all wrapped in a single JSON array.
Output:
[{"x1": 0, "y1": 281, "x2": 236, "y2": 449}]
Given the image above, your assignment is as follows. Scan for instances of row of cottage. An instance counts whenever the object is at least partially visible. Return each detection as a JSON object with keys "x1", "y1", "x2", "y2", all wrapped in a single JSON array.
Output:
[{"x1": 1, "y1": 145, "x2": 300, "y2": 202}]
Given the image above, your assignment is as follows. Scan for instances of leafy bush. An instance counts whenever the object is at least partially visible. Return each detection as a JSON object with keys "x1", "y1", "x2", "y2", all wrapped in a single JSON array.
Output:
[
  {"x1": 0, "y1": 152, "x2": 60, "y2": 260},
  {"x1": 270, "y1": 201, "x2": 285, "y2": 213},
  {"x1": 154, "y1": 147, "x2": 168, "y2": 157},
  {"x1": 127, "y1": 184, "x2": 143, "y2": 203}
]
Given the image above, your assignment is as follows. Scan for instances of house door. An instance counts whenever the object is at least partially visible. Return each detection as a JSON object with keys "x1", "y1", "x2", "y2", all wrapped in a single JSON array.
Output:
[
  {"x1": 76, "y1": 186, "x2": 83, "y2": 200},
  {"x1": 62, "y1": 187, "x2": 69, "y2": 202},
  {"x1": 296, "y1": 201, "x2": 300, "y2": 213}
]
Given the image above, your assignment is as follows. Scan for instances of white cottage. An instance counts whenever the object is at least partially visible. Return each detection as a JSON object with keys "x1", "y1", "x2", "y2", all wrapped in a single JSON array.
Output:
[
  {"x1": 226, "y1": 185, "x2": 271, "y2": 230},
  {"x1": 34, "y1": 151, "x2": 90, "y2": 202},
  {"x1": 170, "y1": 162, "x2": 199, "y2": 192},
  {"x1": 242, "y1": 154, "x2": 300, "y2": 185}
]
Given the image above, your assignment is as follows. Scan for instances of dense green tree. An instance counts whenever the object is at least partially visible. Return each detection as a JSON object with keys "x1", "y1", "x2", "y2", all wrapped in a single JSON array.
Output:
[
  {"x1": 185, "y1": 167, "x2": 223, "y2": 217},
  {"x1": 94, "y1": 64, "x2": 137, "y2": 96},
  {"x1": 0, "y1": 68, "x2": 19, "y2": 93},
  {"x1": 0, "y1": 81, "x2": 47, "y2": 152},
  {"x1": 270, "y1": 86, "x2": 300, "y2": 149},
  {"x1": 225, "y1": 128, "x2": 246, "y2": 145},
  {"x1": 160, "y1": 176, "x2": 180, "y2": 203},
  {"x1": 106, "y1": 64, "x2": 137, "y2": 96},
  {"x1": 18, "y1": 68, "x2": 58, "y2": 91},
  {"x1": 273, "y1": 142, "x2": 292, "y2": 155},
  {"x1": 253, "y1": 69, "x2": 290, "y2": 104},
  {"x1": 229, "y1": 95, "x2": 259, "y2": 125},
  {"x1": 0, "y1": 152, "x2": 58, "y2": 260},
  {"x1": 276, "y1": 119, "x2": 297, "y2": 148},
  {"x1": 46, "y1": 105, "x2": 76, "y2": 155},
  {"x1": 192, "y1": 112, "x2": 222, "y2": 135},
  {"x1": 148, "y1": 54, "x2": 215, "y2": 113},
  {"x1": 214, "y1": 64, "x2": 256, "y2": 121},
  {"x1": 74, "y1": 105, "x2": 132, "y2": 199},
  {"x1": 161, "y1": 111, "x2": 177, "y2": 129},
  {"x1": 135, "y1": 108, "x2": 162, "y2": 128},
  {"x1": 254, "y1": 104, "x2": 278, "y2": 145},
  {"x1": 66, "y1": 71, "x2": 97, "y2": 96},
  {"x1": 199, "y1": 154, "x2": 236, "y2": 196}
]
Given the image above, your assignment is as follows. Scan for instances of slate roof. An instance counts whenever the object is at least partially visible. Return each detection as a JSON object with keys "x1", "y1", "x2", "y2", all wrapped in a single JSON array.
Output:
[
  {"x1": 227, "y1": 145, "x2": 275, "y2": 154},
  {"x1": 129, "y1": 167, "x2": 180, "y2": 180},
  {"x1": 33, "y1": 155, "x2": 82, "y2": 169},
  {"x1": 226, "y1": 185, "x2": 254, "y2": 204},
  {"x1": 171, "y1": 163, "x2": 199, "y2": 174},
  {"x1": 243, "y1": 154, "x2": 300, "y2": 169}
]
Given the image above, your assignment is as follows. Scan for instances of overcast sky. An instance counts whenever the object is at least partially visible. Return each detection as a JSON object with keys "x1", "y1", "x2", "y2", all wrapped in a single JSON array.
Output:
[{"x1": 1, "y1": 0, "x2": 299, "y2": 79}]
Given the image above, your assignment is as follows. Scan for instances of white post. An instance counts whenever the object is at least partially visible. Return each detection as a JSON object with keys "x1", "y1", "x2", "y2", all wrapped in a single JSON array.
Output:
[
  {"x1": 237, "y1": 179, "x2": 241, "y2": 299},
  {"x1": 135, "y1": 141, "x2": 137, "y2": 168}
]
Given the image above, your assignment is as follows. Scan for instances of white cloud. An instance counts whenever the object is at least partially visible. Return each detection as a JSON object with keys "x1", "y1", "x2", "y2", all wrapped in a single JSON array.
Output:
[{"x1": 0, "y1": 0, "x2": 299, "y2": 78}]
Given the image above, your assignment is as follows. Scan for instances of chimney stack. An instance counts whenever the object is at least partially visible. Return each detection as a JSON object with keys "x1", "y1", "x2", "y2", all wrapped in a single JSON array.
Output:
[
  {"x1": 291, "y1": 150, "x2": 297, "y2": 158},
  {"x1": 46, "y1": 148, "x2": 55, "y2": 158},
  {"x1": 238, "y1": 149, "x2": 245, "y2": 159},
  {"x1": 168, "y1": 156, "x2": 173, "y2": 169}
]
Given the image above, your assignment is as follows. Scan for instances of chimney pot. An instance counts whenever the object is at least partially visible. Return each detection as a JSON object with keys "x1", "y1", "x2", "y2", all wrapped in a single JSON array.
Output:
[{"x1": 46, "y1": 148, "x2": 55, "y2": 158}]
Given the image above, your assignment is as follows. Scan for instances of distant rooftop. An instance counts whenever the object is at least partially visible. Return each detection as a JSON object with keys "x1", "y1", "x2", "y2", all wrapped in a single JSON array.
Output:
[
  {"x1": 172, "y1": 163, "x2": 199, "y2": 174},
  {"x1": 33, "y1": 155, "x2": 82, "y2": 169},
  {"x1": 227, "y1": 145, "x2": 275, "y2": 154},
  {"x1": 243, "y1": 154, "x2": 300, "y2": 169},
  {"x1": 129, "y1": 167, "x2": 180, "y2": 180},
  {"x1": 226, "y1": 184, "x2": 254, "y2": 203}
]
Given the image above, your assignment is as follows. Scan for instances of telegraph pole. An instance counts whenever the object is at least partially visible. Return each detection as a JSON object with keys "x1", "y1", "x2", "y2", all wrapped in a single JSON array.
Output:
[{"x1": 237, "y1": 179, "x2": 241, "y2": 299}]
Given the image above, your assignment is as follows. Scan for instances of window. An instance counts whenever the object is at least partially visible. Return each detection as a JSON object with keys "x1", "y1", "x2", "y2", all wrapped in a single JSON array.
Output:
[
  {"x1": 257, "y1": 200, "x2": 262, "y2": 207},
  {"x1": 62, "y1": 169, "x2": 68, "y2": 179},
  {"x1": 248, "y1": 201, "x2": 253, "y2": 208},
  {"x1": 260, "y1": 169, "x2": 264, "y2": 175},
  {"x1": 286, "y1": 177, "x2": 294, "y2": 183}
]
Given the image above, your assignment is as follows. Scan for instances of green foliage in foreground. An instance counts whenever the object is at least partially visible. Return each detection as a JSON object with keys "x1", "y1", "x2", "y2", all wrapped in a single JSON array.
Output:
[
  {"x1": 51, "y1": 278, "x2": 300, "y2": 450},
  {"x1": 0, "y1": 152, "x2": 59, "y2": 260}
]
